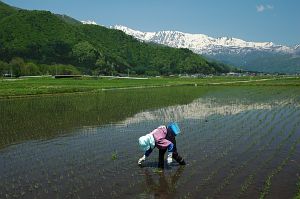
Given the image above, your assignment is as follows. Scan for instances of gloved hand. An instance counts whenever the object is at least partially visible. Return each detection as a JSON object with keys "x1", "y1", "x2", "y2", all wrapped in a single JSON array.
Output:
[
  {"x1": 138, "y1": 155, "x2": 146, "y2": 165},
  {"x1": 167, "y1": 152, "x2": 173, "y2": 164}
]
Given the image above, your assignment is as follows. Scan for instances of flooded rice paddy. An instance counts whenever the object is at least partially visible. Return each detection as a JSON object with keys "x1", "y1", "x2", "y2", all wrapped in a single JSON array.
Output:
[{"x1": 0, "y1": 86, "x2": 300, "y2": 198}]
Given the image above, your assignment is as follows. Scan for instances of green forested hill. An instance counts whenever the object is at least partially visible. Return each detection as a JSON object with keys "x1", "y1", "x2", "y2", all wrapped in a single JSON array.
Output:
[
  {"x1": 244, "y1": 54, "x2": 300, "y2": 74},
  {"x1": 0, "y1": 1, "x2": 17, "y2": 19},
  {"x1": 0, "y1": 1, "x2": 233, "y2": 76}
]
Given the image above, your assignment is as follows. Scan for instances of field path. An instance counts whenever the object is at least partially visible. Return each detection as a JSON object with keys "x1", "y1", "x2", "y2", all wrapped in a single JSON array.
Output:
[
  {"x1": 207, "y1": 76, "x2": 296, "y2": 85},
  {"x1": 101, "y1": 76, "x2": 298, "y2": 91}
]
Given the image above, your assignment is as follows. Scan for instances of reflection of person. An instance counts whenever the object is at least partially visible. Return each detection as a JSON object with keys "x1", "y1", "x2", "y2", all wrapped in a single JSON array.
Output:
[
  {"x1": 142, "y1": 166, "x2": 185, "y2": 198},
  {"x1": 138, "y1": 122, "x2": 186, "y2": 168}
]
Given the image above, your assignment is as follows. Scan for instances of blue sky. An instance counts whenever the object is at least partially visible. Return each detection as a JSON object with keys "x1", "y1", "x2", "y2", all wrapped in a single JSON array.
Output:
[{"x1": 3, "y1": 0, "x2": 300, "y2": 46}]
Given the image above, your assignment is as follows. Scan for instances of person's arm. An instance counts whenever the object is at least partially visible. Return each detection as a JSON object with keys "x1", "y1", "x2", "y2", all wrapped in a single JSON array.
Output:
[
  {"x1": 145, "y1": 147, "x2": 153, "y2": 157},
  {"x1": 138, "y1": 147, "x2": 154, "y2": 165}
]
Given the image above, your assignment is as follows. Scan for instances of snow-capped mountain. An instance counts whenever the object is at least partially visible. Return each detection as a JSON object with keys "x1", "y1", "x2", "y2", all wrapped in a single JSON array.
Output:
[
  {"x1": 81, "y1": 20, "x2": 97, "y2": 25},
  {"x1": 112, "y1": 25, "x2": 300, "y2": 73},
  {"x1": 112, "y1": 25, "x2": 296, "y2": 55},
  {"x1": 295, "y1": 44, "x2": 300, "y2": 55}
]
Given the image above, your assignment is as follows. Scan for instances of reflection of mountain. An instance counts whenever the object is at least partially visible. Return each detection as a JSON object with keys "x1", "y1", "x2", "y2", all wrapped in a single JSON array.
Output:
[
  {"x1": 123, "y1": 97, "x2": 296, "y2": 125},
  {"x1": 0, "y1": 86, "x2": 206, "y2": 148}
]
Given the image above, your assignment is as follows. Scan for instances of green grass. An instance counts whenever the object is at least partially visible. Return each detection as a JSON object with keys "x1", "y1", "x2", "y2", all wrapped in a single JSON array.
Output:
[
  {"x1": 295, "y1": 177, "x2": 300, "y2": 199},
  {"x1": 0, "y1": 76, "x2": 299, "y2": 98}
]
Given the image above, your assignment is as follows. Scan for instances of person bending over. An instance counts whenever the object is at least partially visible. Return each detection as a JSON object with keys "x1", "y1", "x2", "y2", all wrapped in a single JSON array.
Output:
[{"x1": 138, "y1": 122, "x2": 186, "y2": 169}]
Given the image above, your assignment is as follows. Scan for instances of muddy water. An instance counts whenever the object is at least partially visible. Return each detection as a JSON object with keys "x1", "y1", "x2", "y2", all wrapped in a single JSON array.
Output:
[{"x1": 0, "y1": 86, "x2": 300, "y2": 198}]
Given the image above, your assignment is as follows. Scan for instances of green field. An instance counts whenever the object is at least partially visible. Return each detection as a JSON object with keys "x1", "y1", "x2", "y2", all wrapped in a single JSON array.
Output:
[{"x1": 1, "y1": 76, "x2": 299, "y2": 98}]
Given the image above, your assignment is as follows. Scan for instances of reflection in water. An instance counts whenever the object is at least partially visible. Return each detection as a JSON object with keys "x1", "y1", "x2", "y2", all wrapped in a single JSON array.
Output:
[
  {"x1": 141, "y1": 166, "x2": 185, "y2": 198},
  {"x1": 0, "y1": 86, "x2": 208, "y2": 148},
  {"x1": 123, "y1": 97, "x2": 298, "y2": 125}
]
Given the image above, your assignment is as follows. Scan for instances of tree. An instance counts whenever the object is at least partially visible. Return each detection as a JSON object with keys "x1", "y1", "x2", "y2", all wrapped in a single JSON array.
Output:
[
  {"x1": 25, "y1": 62, "x2": 40, "y2": 75},
  {"x1": 95, "y1": 57, "x2": 108, "y2": 74},
  {"x1": 72, "y1": 41, "x2": 98, "y2": 67},
  {"x1": 10, "y1": 57, "x2": 25, "y2": 77},
  {"x1": 0, "y1": 60, "x2": 9, "y2": 75},
  {"x1": 145, "y1": 70, "x2": 160, "y2": 76}
]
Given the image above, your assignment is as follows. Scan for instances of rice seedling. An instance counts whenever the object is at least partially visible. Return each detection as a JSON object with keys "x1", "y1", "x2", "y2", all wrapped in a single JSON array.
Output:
[
  {"x1": 180, "y1": 111, "x2": 264, "y2": 197},
  {"x1": 180, "y1": 89, "x2": 300, "y2": 198},
  {"x1": 237, "y1": 111, "x2": 300, "y2": 197},
  {"x1": 211, "y1": 109, "x2": 299, "y2": 197},
  {"x1": 111, "y1": 151, "x2": 118, "y2": 161},
  {"x1": 259, "y1": 126, "x2": 300, "y2": 198},
  {"x1": 295, "y1": 177, "x2": 300, "y2": 199}
]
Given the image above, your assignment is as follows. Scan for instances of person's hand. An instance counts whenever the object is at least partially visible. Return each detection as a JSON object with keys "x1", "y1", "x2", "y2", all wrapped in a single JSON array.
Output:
[
  {"x1": 167, "y1": 152, "x2": 173, "y2": 164},
  {"x1": 138, "y1": 155, "x2": 146, "y2": 165}
]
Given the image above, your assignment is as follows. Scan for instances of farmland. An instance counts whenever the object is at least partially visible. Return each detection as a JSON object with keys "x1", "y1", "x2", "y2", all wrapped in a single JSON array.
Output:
[
  {"x1": 0, "y1": 75, "x2": 299, "y2": 98},
  {"x1": 0, "y1": 79, "x2": 300, "y2": 198}
]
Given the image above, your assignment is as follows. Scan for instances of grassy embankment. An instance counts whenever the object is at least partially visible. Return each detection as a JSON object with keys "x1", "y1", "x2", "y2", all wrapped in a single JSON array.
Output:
[{"x1": 0, "y1": 76, "x2": 299, "y2": 98}]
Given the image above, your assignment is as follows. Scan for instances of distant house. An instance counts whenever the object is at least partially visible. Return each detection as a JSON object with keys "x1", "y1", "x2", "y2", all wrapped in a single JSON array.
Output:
[
  {"x1": 3, "y1": 73, "x2": 12, "y2": 77},
  {"x1": 227, "y1": 72, "x2": 241, "y2": 76}
]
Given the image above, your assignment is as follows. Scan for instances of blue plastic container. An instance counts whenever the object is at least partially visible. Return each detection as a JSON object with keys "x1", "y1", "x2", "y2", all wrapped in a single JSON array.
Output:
[{"x1": 168, "y1": 122, "x2": 180, "y2": 136}]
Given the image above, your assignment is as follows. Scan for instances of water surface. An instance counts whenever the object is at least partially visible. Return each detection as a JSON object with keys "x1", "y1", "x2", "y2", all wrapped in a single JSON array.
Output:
[{"x1": 1, "y1": 86, "x2": 300, "y2": 198}]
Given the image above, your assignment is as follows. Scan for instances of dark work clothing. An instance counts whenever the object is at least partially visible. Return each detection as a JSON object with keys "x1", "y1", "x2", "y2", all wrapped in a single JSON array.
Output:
[
  {"x1": 158, "y1": 127, "x2": 186, "y2": 168},
  {"x1": 145, "y1": 142, "x2": 173, "y2": 158},
  {"x1": 145, "y1": 147, "x2": 153, "y2": 157},
  {"x1": 158, "y1": 148, "x2": 167, "y2": 168}
]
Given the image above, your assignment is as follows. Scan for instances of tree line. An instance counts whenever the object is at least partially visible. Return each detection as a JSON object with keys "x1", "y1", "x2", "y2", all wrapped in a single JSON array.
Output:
[{"x1": 0, "y1": 58, "x2": 80, "y2": 77}]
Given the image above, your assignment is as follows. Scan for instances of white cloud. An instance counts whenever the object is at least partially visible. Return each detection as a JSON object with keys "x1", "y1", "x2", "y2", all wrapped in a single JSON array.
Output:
[
  {"x1": 256, "y1": 5, "x2": 265, "y2": 12},
  {"x1": 256, "y1": 4, "x2": 274, "y2": 12}
]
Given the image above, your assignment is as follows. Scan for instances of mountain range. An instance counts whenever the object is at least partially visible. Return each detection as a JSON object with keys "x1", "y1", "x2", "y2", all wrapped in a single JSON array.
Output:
[
  {"x1": 1, "y1": 0, "x2": 298, "y2": 75},
  {"x1": 0, "y1": 1, "x2": 234, "y2": 76},
  {"x1": 112, "y1": 25, "x2": 300, "y2": 73}
]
